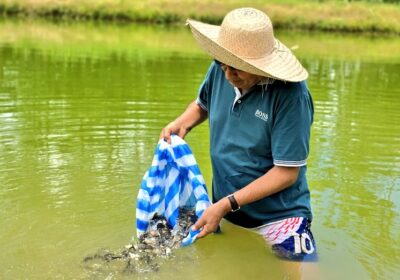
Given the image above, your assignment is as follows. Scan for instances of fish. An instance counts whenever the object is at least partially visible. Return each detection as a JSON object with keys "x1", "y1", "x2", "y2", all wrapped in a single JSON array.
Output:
[{"x1": 83, "y1": 208, "x2": 197, "y2": 275}]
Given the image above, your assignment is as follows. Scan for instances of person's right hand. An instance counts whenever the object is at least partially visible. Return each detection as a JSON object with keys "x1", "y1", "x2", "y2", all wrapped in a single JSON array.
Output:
[{"x1": 160, "y1": 121, "x2": 190, "y2": 144}]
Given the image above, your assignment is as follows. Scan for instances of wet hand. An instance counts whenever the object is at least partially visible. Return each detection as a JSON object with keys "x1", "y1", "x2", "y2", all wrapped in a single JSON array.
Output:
[{"x1": 192, "y1": 198, "x2": 231, "y2": 238}]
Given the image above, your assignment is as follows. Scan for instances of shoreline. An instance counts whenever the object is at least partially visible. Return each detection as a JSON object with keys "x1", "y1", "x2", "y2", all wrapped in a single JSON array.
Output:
[
  {"x1": 0, "y1": 1, "x2": 399, "y2": 35},
  {"x1": 1, "y1": 19, "x2": 399, "y2": 64}
]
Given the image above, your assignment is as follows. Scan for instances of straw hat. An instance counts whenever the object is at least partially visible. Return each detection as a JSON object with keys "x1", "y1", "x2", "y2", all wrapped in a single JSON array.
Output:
[{"x1": 186, "y1": 8, "x2": 308, "y2": 82}]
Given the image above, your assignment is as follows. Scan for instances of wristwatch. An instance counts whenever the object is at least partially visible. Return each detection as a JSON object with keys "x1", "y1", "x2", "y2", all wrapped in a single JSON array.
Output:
[{"x1": 227, "y1": 194, "x2": 240, "y2": 212}]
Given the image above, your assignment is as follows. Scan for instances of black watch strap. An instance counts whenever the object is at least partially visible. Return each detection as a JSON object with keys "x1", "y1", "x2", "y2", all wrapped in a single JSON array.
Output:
[{"x1": 227, "y1": 194, "x2": 240, "y2": 212}]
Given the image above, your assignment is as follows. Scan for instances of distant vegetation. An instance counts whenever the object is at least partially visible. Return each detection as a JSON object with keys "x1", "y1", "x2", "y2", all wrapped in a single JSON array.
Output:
[{"x1": 0, "y1": 0, "x2": 399, "y2": 34}]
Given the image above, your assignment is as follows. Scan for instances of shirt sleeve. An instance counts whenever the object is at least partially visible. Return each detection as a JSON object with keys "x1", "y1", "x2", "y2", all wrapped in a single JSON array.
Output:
[
  {"x1": 196, "y1": 61, "x2": 218, "y2": 112},
  {"x1": 271, "y1": 81, "x2": 314, "y2": 167}
]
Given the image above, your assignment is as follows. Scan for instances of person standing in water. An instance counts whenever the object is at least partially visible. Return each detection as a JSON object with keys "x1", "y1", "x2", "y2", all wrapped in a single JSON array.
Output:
[{"x1": 162, "y1": 7, "x2": 318, "y2": 267}]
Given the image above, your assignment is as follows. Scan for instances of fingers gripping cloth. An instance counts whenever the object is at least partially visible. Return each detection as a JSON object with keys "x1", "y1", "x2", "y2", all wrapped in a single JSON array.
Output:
[{"x1": 136, "y1": 135, "x2": 211, "y2": 246}]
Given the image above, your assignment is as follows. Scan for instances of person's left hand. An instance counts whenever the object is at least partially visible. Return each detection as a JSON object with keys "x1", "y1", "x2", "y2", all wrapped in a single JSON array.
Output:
[{"x1": 192, "y1": 197, "x2": 231, "y2": 238}]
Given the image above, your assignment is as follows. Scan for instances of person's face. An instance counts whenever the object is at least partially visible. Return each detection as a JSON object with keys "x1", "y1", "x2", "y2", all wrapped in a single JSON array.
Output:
[{"x1": 220, "y1": 63, "x2": 263, "y2": 92}]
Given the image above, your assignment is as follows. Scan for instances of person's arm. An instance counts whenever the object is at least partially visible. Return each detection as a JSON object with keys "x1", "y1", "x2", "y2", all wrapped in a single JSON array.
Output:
[
  {"x1": 161, "y1": 100, "x2": 208, "y2": 143},
  {"x1": 234, "y1": 165, "x2": 299, "y2": 206},
  {"x1": 192, "y1": 165, "x2": 300, "y2": 238}
]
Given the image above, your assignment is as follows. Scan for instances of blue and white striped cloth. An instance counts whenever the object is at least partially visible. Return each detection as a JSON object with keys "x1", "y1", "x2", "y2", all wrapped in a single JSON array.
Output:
[{"x1": 136, "y1": 135, "x2": 211, "y2": 246}]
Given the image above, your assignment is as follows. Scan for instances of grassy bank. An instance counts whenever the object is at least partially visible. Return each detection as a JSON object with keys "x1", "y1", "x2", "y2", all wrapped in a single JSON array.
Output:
[
  {"x1": 0, "y1": 0, "x2": 399, "y2": 34},
  {"x1": 1, "y1": 20, "x2": 399, "y2": 63}
]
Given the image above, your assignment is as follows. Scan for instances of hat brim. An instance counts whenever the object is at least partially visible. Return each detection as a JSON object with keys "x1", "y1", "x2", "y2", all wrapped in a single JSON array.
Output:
[{"x1": 187, "y1": 19, "x2": 308, "y2": 82}]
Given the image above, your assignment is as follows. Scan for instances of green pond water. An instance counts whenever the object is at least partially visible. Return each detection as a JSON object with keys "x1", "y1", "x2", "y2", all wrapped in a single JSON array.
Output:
[{"x1": 0, "y1": 20, "x2": 399, "y2": 279}]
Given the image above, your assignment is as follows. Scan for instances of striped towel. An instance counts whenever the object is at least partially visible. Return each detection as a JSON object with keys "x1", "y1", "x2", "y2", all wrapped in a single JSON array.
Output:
[{"x1": 136, "y1": 135, "x2": 211, "y2": 246}]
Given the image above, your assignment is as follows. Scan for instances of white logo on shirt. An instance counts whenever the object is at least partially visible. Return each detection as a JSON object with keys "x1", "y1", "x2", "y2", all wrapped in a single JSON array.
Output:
[{"x1": 255, "y1": 109, "x2": 268, "y2": 122}]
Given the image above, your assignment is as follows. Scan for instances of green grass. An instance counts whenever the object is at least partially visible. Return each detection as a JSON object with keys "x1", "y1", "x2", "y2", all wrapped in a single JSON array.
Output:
[
  {"x1": 1, "y1": 19, "x2": 399, "y2": 63},
  {"x1": 0, "y1": 0, "x2": 399, "y2": 34}
]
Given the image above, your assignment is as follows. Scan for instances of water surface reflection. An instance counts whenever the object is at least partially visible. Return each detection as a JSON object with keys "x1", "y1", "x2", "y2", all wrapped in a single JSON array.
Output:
[{"x1": 0, "y1": 21, "x2": 399, "y2": 279}]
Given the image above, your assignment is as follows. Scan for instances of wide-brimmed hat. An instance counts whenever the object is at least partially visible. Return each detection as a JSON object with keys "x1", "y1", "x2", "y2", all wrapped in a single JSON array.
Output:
[{"x1": 186, "y1": 8, "x2": 308, "y2": 82}]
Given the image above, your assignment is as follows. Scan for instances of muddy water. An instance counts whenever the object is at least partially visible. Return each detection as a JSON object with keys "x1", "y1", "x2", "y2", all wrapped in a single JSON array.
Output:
[{"x1": 0, "y1": 20, "x2": 399, "y2": 279}]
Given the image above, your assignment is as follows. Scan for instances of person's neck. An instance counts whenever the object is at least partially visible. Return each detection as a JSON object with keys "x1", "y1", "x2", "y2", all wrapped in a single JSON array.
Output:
[
  {"x1": 239, "y1": 77, "x2": 272, "y2": 94},
  {"x1": 239, "y1": 81, "x2": 259, "y2": 95}
]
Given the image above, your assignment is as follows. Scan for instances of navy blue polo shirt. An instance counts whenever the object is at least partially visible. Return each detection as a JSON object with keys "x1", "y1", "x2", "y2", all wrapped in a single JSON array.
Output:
[{"x1": 196, "y1": 61, "x2": 314, "y2": 228}]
